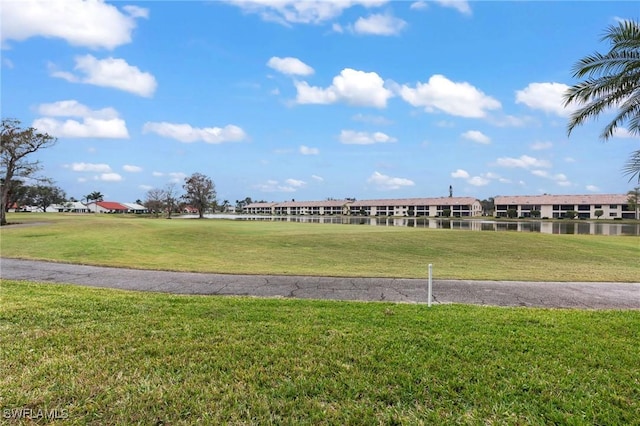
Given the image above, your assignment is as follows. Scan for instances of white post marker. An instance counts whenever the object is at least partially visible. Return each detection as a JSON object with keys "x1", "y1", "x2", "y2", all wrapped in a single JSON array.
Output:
[{"x1": 427, "y1": 263, "x2": 433, "y2": 307}]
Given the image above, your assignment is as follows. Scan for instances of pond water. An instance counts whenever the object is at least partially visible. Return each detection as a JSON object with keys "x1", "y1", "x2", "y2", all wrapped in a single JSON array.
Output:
[{"x1": 179, "y1": 214, "x2": 640, "y2": 236}]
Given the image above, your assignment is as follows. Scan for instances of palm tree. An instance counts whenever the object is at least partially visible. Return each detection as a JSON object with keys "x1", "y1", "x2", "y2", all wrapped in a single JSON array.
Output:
[
  {"x1": 564, "y1": 19, "x2": 640, "y2": 183},
  {"x1": 85, "y1": 191, "x2": 104, "y2": 213}
]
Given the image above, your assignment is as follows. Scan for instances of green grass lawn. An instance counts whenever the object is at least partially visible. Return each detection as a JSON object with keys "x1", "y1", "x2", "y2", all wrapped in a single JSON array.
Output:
[
  {"x1": 2, "y1": 280, "x2": 639, "y2": 425},
  {"x1": 1, "y1": 214, "x2": 638, "y2": 281}
]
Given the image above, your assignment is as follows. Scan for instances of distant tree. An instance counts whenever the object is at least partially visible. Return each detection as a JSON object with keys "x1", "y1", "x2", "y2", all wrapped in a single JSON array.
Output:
[
  {"x1": 26, "y1": 184, "x2": 66, "y2": 212},
  {"x1": 85, "y1": 191, "x2": 104, "y2": 213},
  {"x1": 442, "y1": 208, "x2": 452, "y2": 218},
  {"x1": 531, "y1": 210, "x2": 541, "y2": 218},
  {"x1": 594, "y1": 209, "x2": 604, "y2": 219},
  {"x1": 1, "y1": 178, "x2": 29, "y2": 211},
  {"x1": 235, "y1": 197, "x2": 253, "y2": 213},
  {"x1": 480, "y1": 197, "x2": 495, "y2": 216},
  {"x1": 144, "y1": 188, "x2": 166, "y2": 218},
  {"x1": 1, "y1": 118, "x2": 57, "y2": 225},
  {"x1": 220, "y1": 199, "x2": 230, "y2": 212},
  {"x1": 565, "y1": 210, "x2": 577, "y2": 219},
  {"x1": 183, "y1": 173, "x2": 216, "y2": 219},
  {"x1": 628, "y1": 187, "x2": 640, "y2": 220},
  {"x1": 164, "y1": 183, "x2": 178, "y2": 218},
  {"x1": 507, "y1": 208, "x2": 517, "y2": 219}
]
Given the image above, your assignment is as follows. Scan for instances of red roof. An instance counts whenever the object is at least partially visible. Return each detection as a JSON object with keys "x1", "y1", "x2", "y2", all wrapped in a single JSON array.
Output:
[{"x1": 97, "y1": 201, "x2": 128, "y2": 210}]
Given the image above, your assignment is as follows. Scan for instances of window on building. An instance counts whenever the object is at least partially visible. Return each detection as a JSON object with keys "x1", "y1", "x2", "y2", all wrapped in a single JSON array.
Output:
[{"x1": 610, "y1": 205, "x2": 618, "y2": 209}]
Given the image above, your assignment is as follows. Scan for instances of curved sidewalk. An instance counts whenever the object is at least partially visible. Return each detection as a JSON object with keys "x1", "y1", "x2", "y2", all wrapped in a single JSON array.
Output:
[{"x1": 1, "y1": 258, "x2": 638, "y2": 309}]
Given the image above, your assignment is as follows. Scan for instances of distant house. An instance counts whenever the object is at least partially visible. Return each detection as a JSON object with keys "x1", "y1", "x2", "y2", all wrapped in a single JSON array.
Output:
[
  {"x1": 44, "y1": 201, "x2": 90, "y2": 213},
  {"x1": 120, "y1": 202, "x2": 148, "y2": 214},
  {"x1": 86, "y1": 201, "x2": 129, "y2": 214},
  {"x1": 182, "y1": 206, "x2": 199, "y2": 214},
  {"x1": 494, "y1": 194, "x2": 634, "y2": 219}
]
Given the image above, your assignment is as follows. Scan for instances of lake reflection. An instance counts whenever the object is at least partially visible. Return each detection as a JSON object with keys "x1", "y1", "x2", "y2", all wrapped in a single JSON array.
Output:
[{"x1": 182, "y1": 214, "x2": 640, "y2": 236}]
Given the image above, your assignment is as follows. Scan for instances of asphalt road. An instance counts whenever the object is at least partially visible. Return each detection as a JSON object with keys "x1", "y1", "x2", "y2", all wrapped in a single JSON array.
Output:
[{"x1": 1, "y1": 258, "x2": 639, "y2": 309}]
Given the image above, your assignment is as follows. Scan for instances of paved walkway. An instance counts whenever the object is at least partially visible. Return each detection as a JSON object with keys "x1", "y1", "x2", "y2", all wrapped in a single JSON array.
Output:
[{"x1": 1, "y1": 258, "x2": 638, "y2": 309}]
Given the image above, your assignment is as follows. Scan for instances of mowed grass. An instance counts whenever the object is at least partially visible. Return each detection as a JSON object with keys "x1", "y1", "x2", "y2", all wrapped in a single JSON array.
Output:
[
  {"x1": 1, "y1": 213, "x2": 638, "y2": 281},
  {"x1": 1, "y1": 280, "x2": 639, "y2": 425}
]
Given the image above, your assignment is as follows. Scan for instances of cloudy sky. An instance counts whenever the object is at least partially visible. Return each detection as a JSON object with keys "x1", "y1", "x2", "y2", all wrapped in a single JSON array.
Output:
[{"x1": 2, "y1": 0, "x2": 639, "y2": 203}]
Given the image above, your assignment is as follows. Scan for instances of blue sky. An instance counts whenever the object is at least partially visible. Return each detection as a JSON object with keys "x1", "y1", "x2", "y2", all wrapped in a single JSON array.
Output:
[{"x1": 2, "y1": 0, "x2": 639, "y2": 204}]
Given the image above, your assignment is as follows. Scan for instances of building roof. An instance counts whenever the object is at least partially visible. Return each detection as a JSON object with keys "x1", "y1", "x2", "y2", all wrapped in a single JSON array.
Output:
[
  {"x1": 96, "y1": 201, "x2": 128, "y2": 210},
  {"x1": 350, "y1": 197, "x2": 479, "y2": 207},
  {"x1": 121, "y1": 202, "x2": 147, "y2": 210},
  {"x1": 245, "y1": 202, "x2": 277, "y2": 208},
  {"x1": 275, "y1": 200, "x2": 349, "y2": 208},
  {"x1": 494, "y1": 194, "x2": 628, "y2": 205}
]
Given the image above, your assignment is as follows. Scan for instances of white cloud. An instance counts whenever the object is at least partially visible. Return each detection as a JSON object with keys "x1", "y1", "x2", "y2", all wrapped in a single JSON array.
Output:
[
  {"x1": 400, "y1": 74, "x2": 501, "y2": 118},
  {"x1": 351, "y1": 113, "x2": 393, "y2": 125},
  {"x1": 122, "y1": 5, "x2": 149, "y2": 19},
  {"x1": 51, "y1": 55, "x2": 157, "y2": 97},
  {"x1": 340, "y1": 130, "x2": 397, "y2": 145},
  {"x1": 143, "y1": 122, "x2": 248, "y2": 144},
  {"x1": 123, "y1": 165, "x2": 143, "y2": 173},
  {"x1": 531, "y1": 170, "x2": 571, "y2": 186},
  {"x1": 515, "y1": 82, "x2": 572, "y2": 116},
  {"x1": 223, "y1": 0, "x2": 388, "y2": 25},
  {"x1": 267, "y1": 56, "x2": 314, "y2": 76},
  {"x1": 68, "y1": 162, "x2": 112, "y2": 173},
  {"x1": 451, "y1": 169, "x2": 470, "y2": 179},
  {"x1": 300, "y1": 145, "x2": 320, "y2": 155},
  {"x1": 410, "y1": 2, "x2": 429, "y2": 11},
  {"x1": 168, "y1": 172, "x2": 187, "y2": 183},
  {"x1": 468, "y1": 176, "x2": 490, "y2": 186},
  {"x1": 367, "y1": 171, "x2": 414, "y2": 190},
  {"x1": 152, "y1": 172, "x2": 165, "y2": 177},
  {"x1": 285, "y1": 178, "x2": 306, "y2": 187},
  {"x1": 530, "y1": 141, "x2": 553, "y2": 150},
  {"x1": 255, "y1": 178, "x2": 305, "y2": 192},
  {"x1": 435, "y1": 0, "x2": 471, "y2": 15},
  {"x1": 34, "y1": 100, "x2": 129, "y2": 139},
  {"x1": 612, "y1": 128, "x2": 639, "y2": 139},
  {"x1": 99, "y1": 173, "x2": 123, "y2": 182},
  {"x1": 495, "y1": 155, "x2": 551, "y2": 169},
  {"x1": 461, "y1": 130, "x2": 490, "y2": 144},
  {"x1": 37, "y1": 100, "x2": 118, "y2": 119},
  {"x1": 1, "y1": 0, "x2": 147, "y2": 50},
  {"x1": 586, "y1": 185, "x2": 600, "y2": 192},
  {"x1": 295, "y1": 68, "x2": 393, "y2": 108},
  {"x1": 452, "y1": 169, "x2": 493, "y2": 186},
  {"x1": 139, "y1": 184, "x2": 154, "y2": 191},
  {"x1": 351, "y1": 13, "x2": 407, "y2": 36},
  {"x1": 312, "y1": 174, "x2": 324, "y2": 182}
]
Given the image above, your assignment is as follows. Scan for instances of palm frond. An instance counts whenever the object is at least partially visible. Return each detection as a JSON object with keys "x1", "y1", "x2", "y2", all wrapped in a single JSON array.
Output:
[{"x1": 622, "y1": 149, "x2": 640, "y2": 183}]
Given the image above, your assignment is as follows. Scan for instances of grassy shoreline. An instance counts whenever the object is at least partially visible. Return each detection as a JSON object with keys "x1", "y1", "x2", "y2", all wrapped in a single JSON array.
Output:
[
  {"x1": 2, "y1": 280, "x2": 639, "y2": 424},
  {"x1": 1, "y1": 214, "x2": 638, "y2": 281}
]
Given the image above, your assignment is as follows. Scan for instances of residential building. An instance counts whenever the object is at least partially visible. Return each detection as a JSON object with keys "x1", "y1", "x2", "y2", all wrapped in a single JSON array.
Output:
[
  {"x1": 494, "y1": 194, "x2": 635, "y2": 219},
  {"x1": 120, "y1": 202, "x2": 148, "y2": 214},
  {"x1": 86, "y1": 201, "x2": 129, "y2": 214},
  {"x1": 349, "y1": 197, "x2": 483, "y2": 217},
  {"x1": 243, "y1": 197, "x2": 483, "y2": 217}
]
